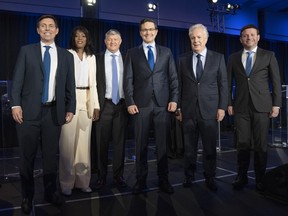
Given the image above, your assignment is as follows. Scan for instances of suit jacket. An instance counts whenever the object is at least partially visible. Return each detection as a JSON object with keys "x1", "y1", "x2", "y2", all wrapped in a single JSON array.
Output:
[
  {"x1": 227, "y1": 48, "x2": 282, "y2": 112},
  {"x1": 178, "y1": 50, "x2": 228, "y2": 120},
  {"x1": 11, "y1": 43, "x2": 76, "y2": 125},
  {"x1": 69, "y1": 49, "x2": 99, "y2": 118},
  {"x1": 124, "y1": 44, "x2": 178, "y2": 108},
  {"x1": 96, "y1": 51, "x2": 125, "y2": 110}
]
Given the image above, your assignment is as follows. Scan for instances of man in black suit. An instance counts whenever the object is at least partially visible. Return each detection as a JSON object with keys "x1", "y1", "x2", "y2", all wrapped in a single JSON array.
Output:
[
  {"x1": 94, "y1": 29, "x2": 128, "y2": 189},
  {"x1": 11, "y1": 15, "x2": 76, "y2": 214},
  {"x1": 124, "y1": 18, "x2": 178, "y2": 194},
  {"x1": 177, "y1": 24, "x2": 228, "y2": 191},
  {"x1": 227, "y1": 24, "x2": 281, "y2": 191}
]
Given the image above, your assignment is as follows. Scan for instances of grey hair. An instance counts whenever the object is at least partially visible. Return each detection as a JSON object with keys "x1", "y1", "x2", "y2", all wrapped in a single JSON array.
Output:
[
  {"x1": 188, "y1": 24, "x2": 209, "y2": 38},
  {"x1": 105, "y1": 29, "x2": 122, "y2": 39}
]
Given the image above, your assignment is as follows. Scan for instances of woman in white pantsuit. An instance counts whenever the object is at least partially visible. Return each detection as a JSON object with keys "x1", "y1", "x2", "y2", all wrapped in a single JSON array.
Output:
[{"x1": 59, "y1": 26, "x2": 100, "y2": 196}]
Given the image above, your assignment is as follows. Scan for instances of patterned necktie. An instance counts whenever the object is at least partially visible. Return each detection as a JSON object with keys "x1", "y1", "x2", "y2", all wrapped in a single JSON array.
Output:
[
  {"x1": 196, "y1": 54, "x2": 203, "y2": 81},
  {"x1": 147, "y1": 45, "x2": 154, "y2": 71},
  {"x1": 111, "y1": 54, "x2": 120, "y2": 105},
  {"x1": 42, "y1": 46, "x2": 51, "y2": 103},
  {"x1": 245, "y1": 51, "x2": 253, "y2": 76}
]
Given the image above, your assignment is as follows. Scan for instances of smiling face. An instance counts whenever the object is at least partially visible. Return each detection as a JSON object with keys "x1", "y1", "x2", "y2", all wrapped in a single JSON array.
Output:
[
  {"x1": 189, "y1": 27, "x2": 208, "y2": 53},
  {"x1": 240, "y1": 27, "x2": 260, "y2": 51},
  {"x1": 139, "y1": 21, "x2": 158, "y2": 44},
  {"x1": 105, "y1": 33, "x2": 122, "y2": 53},
  {"x1": 37, "y1": 18, "x2": 59, "y2": 44},
  {"x1": 74, "y1": 30, "x2": 87, "y2": 50}
]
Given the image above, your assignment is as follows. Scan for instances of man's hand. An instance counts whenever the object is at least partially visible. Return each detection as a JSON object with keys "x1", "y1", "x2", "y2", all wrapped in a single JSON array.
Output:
[
  {"x1": 168, "y1": 102, "x2": 177, "y2": 112},
  {"x1": 128, "y1": 105, "x2": 139, "y2": 115},
  {"x1": 270, "y1": 106, "x2": 280, "y2": 118},
  {"x1": 216, "y1": 109, "x2": 225, "y2": 122},
  {"x1": 12, "y1": 106, "x2": 23, "y2": 124}
]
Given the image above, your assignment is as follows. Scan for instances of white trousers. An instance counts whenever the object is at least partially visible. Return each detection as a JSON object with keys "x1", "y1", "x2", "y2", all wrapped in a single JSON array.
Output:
[{"x1": 59, "y1": 89, "x2": 92, "y2": 190}]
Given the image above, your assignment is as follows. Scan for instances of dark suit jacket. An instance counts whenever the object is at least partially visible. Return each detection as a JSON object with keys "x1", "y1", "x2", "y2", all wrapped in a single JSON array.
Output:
[
  {"x1": 11, "y1": 43, "x2": 76, "y2": 125},
  {"x1": 178, "y1": 50, "x2": 228, "y2": 120},
  {"x1": 124, "y1": 44, "x2": 178, "y2": 108},
  {"x1": 96, "y1": 51, "x2": 125, "y2": 109},
  {"x1": 227, "y1": 48, "x2": 282, "y2": 112}
]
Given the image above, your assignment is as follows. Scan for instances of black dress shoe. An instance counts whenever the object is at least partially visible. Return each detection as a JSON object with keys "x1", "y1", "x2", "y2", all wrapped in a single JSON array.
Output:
[
  {"x1": 205, "y1": 177, "x2": 218, "y2": 191},
  {"x1": 182, "y1": 176, "x2": 194, "y2": 188},
  {"x1": 113, "y1": 176, "x2": 127, "y2": 188},
  {"x1": 132, "y1": 181, "x2": 147, "y2": 195},
  {"x1": 45, "y1": 192, "x2": 63, "y2": 206},
  {"x1": 159, "y1": 179, "x2": 174, "y2": 194},
  {"x1": 21, "y1": 198, "x2": 32, "y2": 214},
  {"x1": 232, "y1": 174, "x2": 248, "y2": 190},
  {"x1": 95, "y1": 178, "x2": 106, "y2": 190},
  {"x1": 256, "y1": 182, "x2": 265, "y2": 193}
]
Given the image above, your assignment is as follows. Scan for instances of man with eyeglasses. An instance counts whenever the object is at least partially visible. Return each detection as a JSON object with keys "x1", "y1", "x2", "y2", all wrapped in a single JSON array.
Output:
[{"x1": 124, "y1": 18, "x2": 178, "y2": 195}]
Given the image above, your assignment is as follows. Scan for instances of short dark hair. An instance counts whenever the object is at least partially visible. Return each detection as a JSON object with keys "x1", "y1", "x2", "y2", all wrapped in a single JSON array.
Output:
[
  {"x1": 240, "y1": 24, "x2": 259, "y2": 36},
  {"x1": 69, "y1": 26, "x2": 94, "y2": 56},
  {"x1": 37, "y1": 14, "x2": 58, "y2": 28},
  {"x1": 139, "y1": 18, "x2": 157, "y2": 30}
]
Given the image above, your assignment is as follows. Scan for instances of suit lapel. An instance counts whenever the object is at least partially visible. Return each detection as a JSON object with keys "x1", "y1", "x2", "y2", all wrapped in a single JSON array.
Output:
[
  {"x1": 35, "y1": 43, "x2": 44, "y2": 74},
  {"x1": 138, "y1": 45, "x2": 152, "y2": 72}
]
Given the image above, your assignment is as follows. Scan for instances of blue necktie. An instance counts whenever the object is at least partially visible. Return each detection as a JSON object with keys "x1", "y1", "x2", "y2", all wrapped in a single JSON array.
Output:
[
  {"x1": 196, "y1": 54, "x2": 203, "y2": 81},
  {"x1": 245, "y1": 51, "x2": 253, "y2": 76},
  {"x1": 42, "y1": 46, "x2": 51, "y2": 103},
  {"x1": 147, "y1": 45, "x2": 154, "y2": 71},
  {"x1": 111, "y1": 54, "x2": 120, "y2": 105}
]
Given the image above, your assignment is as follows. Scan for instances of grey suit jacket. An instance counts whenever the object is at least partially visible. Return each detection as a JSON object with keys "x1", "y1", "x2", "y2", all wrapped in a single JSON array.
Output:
[
  {"x1": 124, "y1": 44, "x2": 178, "y2": 108},
  {"x1": 227, "y1": 48, "x2": 282, "y2": 112},
  {"x1": 178, "y1": 50, "x2": 228, "y2": 120},
  {"x1": 11, "y1": 43, "x2": 76, "y2": 125}
]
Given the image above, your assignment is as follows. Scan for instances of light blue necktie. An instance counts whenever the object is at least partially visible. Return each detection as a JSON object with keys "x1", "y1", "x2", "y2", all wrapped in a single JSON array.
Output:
[
  {"x1": 196, "y1": 54, "x2": 203, "y2": 81},
  {"x1": 147, "y1": 45, "x2": 154, "y2": 71},
  {"x1": 42, "y1": 46, "x2": 51, "y2": 103},
  {"x1": 245, "y1": 51, "x2": 253, "y2": 76},
  {"x1": 111, "y1": 54, "x2": 120, "y2": 105}
]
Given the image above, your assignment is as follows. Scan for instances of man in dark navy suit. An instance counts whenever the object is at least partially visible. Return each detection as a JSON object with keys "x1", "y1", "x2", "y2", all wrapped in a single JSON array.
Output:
[
  {"x1": 11, "y1": 14, "x2": 76, "y2": 214},
  {"x1": 94, "y1": 29, "x2": 128, "y2": 190},
  {"x1": 124, "y1": 18, "x2": 178, "y2": 195},
  {"x1": 177, "y1": 24, "x2": 228, "y2": 191}
]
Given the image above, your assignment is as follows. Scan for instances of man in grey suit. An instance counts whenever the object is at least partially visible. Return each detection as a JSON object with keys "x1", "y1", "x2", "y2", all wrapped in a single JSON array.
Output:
[
  {"x1": 94, "y1": 29, "x2": 128, "y2": 190},
  {"x1": 177, "y1": 24, "x2": 228, "y2": 191},
  {"x1": 227, "y1": 24, "x2": 281, "y2": 191},
  {"x1": 11, "y1": 15, "x2": 76, "y2": 214},
  {"x1": 124, "y1": 18, "x2": 178, "y2": 194}
]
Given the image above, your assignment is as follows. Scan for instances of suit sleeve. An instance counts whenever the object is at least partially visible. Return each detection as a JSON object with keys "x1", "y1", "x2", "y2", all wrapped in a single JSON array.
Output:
[
  {"x1": 167, "y1": 49, "x2": 179, "y2": 104},
  {"x1": 11, "y1": 46, "x2": 26, "y2": 107},
  {"x1": 269, "y1": 52, "x2": 282, "y2": 107},
  {"x1": 65, "y1": 51, "x2": 76, "y2": 114},
  {"x1": 123, "y1": 49, "x2": 135, "y2": 107},
  {"x1": 217, "y1": 54, "x2": 228, "y2": 110}
]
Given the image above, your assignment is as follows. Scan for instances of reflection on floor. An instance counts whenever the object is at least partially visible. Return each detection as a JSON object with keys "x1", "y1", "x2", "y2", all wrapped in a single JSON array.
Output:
[{"x1": 0, "y1": 131, "x2": 288, "y2": 216}]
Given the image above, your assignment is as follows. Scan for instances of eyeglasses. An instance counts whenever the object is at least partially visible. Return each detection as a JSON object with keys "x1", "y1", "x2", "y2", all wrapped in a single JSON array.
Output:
[{"x1": 140, "y1": 28, "x2": 157, "y2": 32}]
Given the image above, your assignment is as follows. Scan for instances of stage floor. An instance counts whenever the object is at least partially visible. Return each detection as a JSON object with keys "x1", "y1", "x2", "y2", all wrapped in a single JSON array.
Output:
[{"x1": 0, "y1": 131, "x2": 288, "y2": 216}]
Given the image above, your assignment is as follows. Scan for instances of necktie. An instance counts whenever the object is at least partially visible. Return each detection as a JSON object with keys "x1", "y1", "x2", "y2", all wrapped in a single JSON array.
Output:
[
  {"x1": 42, "y1": 46, "x2": 51, "y2": 103},
  {"x1": 147, "y1": 45, "x2": 154, "y2": 71},
  {"x1": 196, "y1": 54, "x2": 203, "y2": 81},
  {"x1": 111, "y1": 54, "x2": 120, "y2": 105},
  {"x1": 245, "y1": 51, "x2": 253, "y2": 76}
]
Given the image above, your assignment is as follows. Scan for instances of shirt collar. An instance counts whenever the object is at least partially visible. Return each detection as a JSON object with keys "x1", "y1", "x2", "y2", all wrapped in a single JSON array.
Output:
[
  {"x1": 105, "y1": 49, "x2": 120, "y2": 57},
  {"x1": 143, "y1": 42, "x2": 156, "y2": 49},
  {"x1": 40, "y1": 41, "x2": 56, "y2": 49},
  {"x1": 243, "y1": 46, "x2": 257, "y2": 54},
  {"x1": 193, "y1": 48, "x2": 207, "y2": 58}
]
